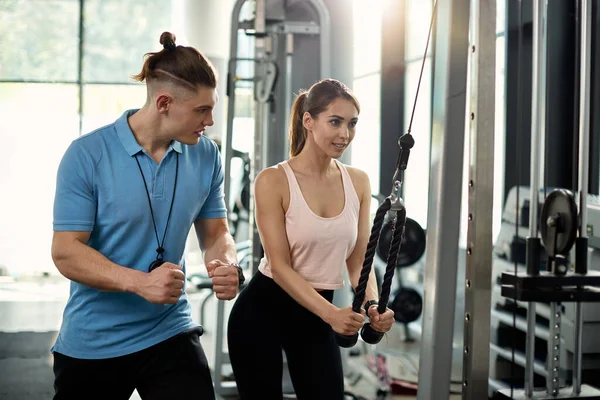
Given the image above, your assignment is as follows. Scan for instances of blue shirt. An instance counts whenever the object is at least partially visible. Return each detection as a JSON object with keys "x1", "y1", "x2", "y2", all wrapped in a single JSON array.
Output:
[{"x1": 51, "y1": 109, "x2": 227, "y2": 359}]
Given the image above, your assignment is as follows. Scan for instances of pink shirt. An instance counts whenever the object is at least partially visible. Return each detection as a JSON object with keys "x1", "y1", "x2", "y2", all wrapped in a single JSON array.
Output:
[{"x1": 258, "y1": 159, "x2": 361, "y2": 289}]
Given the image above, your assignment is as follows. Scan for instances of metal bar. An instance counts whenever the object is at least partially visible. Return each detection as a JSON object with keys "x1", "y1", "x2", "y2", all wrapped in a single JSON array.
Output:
[
  {"x1": 573, "y1": 302, "x2": 585, "y2": 394},
  {"x1": 255, "y1": 0, "x2": 266, "y2": 37},
  {"x1": 529, "y1": 0, "x2": 543, "y2": 244},
  {"x1": 260, "y1": 84, "x2": 270, "y2": 171},
  {"x1": 574, "y1": 0, "x2": 592, "y2": 393},
  {"x1": 490, "y1": 343, "x2": 549, "y2": 378},
  {"x1": 249, "y1": 0, "x2": 267, "y2": 274},
  {"x1": 525, "y1": 305, "x2": 537, "y2": 394},
  {"x1": 462, "y1": 0, "x2": 495, "y2": 398},
  {"x1": 380, "y1": 0, "x2": 406, "y2": 196},
  {"x1": 524, "y1": 0, "x2": 545, "y2": 395},
  {"x1": 0, "y1": 79, "x2": 143, "y2": 85},
  {"x1": 588, "y1": 0, "x2": 600, "y2": 196},
  {"x1": 283, "y1": 33, "x2": 294, "y2": 160},
  {"x1": 309, "y1": 0, "x2": 331, "y2": 77},
  {"x1": 573, "y1": 0, "x2": 582, "y2": 192},
  {"x1": 491, "y1": 308, "x2": 550, "y2": 340},
  {"x1": 416, "y1": 0, "x2": 470, "y2": 398},
  {"x1": 578, "y1": 0, "x2": 592, "y2": 256},
  {"x1": 213, "y1": 299, "x2": 236, "y2": 398},
  {"x1": 222, "y1": 0, "x2": 246, "y2": 214},
  {"x1": 529, "y1": 0, "x2": 544, "y2": 239},
  {"x1": 538, "y1": 0, "x2": 547, "y2": 193},
  {"x1": 229, "y1": 57, "x2": 260, "y2": 62},
  {"x1": 78, "y1": 0, "x2": 85, "y2": 136},
  {"x1": 547, "y1": 302, "x2": 561, "y2": 396},
  {"x1": 239, "y1": 20, "x2": 321, "y2": 35},
  {"x1": 214, "y1": 2, "x2": 246, "y2": 397},
  {"x1": 265, "y1": 33, "x2": 287, "y2": 168}
]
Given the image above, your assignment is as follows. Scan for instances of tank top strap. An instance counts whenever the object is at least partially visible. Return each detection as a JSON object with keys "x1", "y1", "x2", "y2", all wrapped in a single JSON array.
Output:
[
  {"x1": 334, "y1": 159, "x2": 361, "y2": 210},
  {"x1": 279, "y1": 160, "x2": 302, "y2": 206}
]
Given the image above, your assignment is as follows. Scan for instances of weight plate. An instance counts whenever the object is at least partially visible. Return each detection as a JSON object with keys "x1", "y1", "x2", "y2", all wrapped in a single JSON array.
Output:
[
  {"x1": 539, "y1": 189, "x2": 578, "y2": 256},
  {"x1": 376, "y1": 217, "x2": 426, "y2": 268},
  {"x1": 390, "y1": 287, "x2": 423, "y2": 324}
]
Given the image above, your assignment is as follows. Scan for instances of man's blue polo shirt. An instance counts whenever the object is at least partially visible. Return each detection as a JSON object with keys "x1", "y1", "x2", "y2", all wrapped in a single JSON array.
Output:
[{"x1": 51, "y1": 109, "x2": 227, "y2": 359}]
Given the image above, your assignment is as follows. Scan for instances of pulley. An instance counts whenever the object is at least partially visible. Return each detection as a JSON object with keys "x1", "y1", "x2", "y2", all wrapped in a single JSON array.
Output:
[{"x1": 539, "y1": 189, "x2": 578, "y2": 257}]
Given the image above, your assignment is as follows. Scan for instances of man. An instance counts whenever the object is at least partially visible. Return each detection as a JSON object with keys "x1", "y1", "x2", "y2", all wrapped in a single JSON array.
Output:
[{"x1": 50, "y1": 32, "x2": 241, "y2": 399}]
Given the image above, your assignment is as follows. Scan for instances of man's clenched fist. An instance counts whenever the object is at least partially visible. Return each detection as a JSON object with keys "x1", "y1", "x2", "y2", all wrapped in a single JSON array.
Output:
[
  {"x1": 206, "y1": 260, "x2": 240, "y2": 300},
  {"x1": 139, "y1": 262, "x2": 185, "y2": 304}
]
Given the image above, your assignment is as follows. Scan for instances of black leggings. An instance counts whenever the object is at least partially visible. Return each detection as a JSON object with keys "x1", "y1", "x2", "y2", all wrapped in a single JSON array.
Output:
[{"x1": 227, "y1": 271, "x2": 344, "y2": 400}]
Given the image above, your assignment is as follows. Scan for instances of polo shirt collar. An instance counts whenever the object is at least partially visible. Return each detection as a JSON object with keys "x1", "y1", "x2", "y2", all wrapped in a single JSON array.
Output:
[{"x1": 116, "y1": 109, "x2": 183, "y2": 156}]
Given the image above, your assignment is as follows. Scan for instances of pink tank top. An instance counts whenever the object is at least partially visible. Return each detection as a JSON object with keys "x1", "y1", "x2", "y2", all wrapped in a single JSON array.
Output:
[{"x1": 258, "y1": 159, "x2": 361, "y2": 289}]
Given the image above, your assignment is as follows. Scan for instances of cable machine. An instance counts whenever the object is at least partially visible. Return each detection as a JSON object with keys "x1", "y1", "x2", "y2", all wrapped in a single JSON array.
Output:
[{"x1": 497, "y1": 0, "x2": 600, "y2": 398}]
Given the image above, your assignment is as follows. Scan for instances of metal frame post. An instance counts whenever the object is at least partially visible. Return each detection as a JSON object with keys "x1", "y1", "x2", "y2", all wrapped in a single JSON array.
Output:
[
  {"x1": 213, "y1": 2, "x2": 246, "y2": 397},
  {"x1": 223, "y1": 0, "x2": 246, "y2": 212},
  {"x1": 249, "y1": 0, "x2": 268, "y2": 274},
  {"x1": 310, "y1": 0, "x2": 331, "y2": 77},
  {"x1": 283, "y1": 33, "x2": 293, "y2": 160},
  {"x1": 538, "y1": 0, "x2": 548, "y2": 191},
  {"x1": 574, "y1": 0, "x2": 592, "y2": 393},
  {"x1": 416, "y1": 0, "x2": 471, "y2": 398},
  {"x1": 462, "y1": 0, "x2": 496, "y2": 398},
  {"x1": 523, "y1": 0, "x2": 546, "y2": 395}
]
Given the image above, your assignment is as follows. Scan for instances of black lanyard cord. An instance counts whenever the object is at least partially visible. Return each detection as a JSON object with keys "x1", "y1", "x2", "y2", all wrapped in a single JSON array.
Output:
[{"x1": 134, "y1": 152, "x2": 179, "y2": 263}]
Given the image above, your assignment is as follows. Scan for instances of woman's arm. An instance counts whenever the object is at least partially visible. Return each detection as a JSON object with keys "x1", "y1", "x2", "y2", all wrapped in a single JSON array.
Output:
[{"x1": 254, "y1": 167, "x2": 363, "y2": 335}]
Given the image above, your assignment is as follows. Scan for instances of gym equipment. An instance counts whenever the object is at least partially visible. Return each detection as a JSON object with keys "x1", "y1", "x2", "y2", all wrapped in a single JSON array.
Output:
[
  {"x1": 229, "y1": 149, "x2": 251, "y2": 240},
  {"x1": 369, "y1": 194, "x2": 425, "y2": 341},
  {"x1": 389, "y1": 287, "x2": 423, "y2": 324},
  {"x1": 376, "y1": 217, "x2": 426, "y2": 269},
  {"x1": 491, "y1": 187, "x2": 600, "y2": 387},
  {"x1": 539, "y1": 189, "x2": 578, "y2": 276},
  {"x1": 497, "y1": 0, "x2": 600, "y2": 398},
  {"x1": 498, "y1": 188, "x2": 600, "y2": 399},
  {"x1": 500, "y1": 190, "x2": 598, "y2": 302},
  {"x1": 334, "y1": 0, "x2": 436, "y2": 349},
  {"x1": 369, "y1": 193, "x2": 425, "y2": 344},
  {"x1": 333, "y1": 125, "x2": 413, "y2": 348},
  {"x1": 414, "y1": 0, "x2": 499, "y2": 397}
]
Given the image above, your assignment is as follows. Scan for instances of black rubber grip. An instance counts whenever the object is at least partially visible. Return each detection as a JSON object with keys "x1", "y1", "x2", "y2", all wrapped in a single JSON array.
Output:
[
  {"x1": 526, "y1": 237, "x2": 541, "y2": 276},
  {"x1": 575, "y1": 237, "x2": 588, "y2": 274},
  {"x1": 360, "y1": 323, "x2": 384, "y2": 345},
  {"x1": 335, "y1": 332, "x2": 358, "y2": 348}
]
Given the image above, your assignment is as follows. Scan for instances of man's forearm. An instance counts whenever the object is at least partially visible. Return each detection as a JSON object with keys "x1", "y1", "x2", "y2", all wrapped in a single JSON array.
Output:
[
  {"x1": 203, "y1": 232, "x2": 238, "y2": 265},
  {"x1": 52, "y1": 238, "x2": 143, "y2": 293}
]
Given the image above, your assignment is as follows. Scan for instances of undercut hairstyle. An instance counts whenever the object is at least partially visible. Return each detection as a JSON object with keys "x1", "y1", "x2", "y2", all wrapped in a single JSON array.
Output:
[{"x1": 132, "y1": 31, "x2": 217, "y2": 93}]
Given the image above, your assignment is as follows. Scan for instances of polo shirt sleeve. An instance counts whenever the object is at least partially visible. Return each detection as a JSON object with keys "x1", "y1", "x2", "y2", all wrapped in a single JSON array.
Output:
[
  {"x1": 53, "y1": 141, "x2": 97, "y2": 232},
  {"x1": 196, "y1": 143, "x2": 228, "y2": 220}
]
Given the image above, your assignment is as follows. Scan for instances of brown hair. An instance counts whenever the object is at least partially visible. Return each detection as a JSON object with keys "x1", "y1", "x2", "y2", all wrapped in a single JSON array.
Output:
[
  {"x1": 132, "y1": 32, "x2": 217, "y2": 92},
  {"x1": 288, "y1": 78, "x2": 360, "y2": 157}
]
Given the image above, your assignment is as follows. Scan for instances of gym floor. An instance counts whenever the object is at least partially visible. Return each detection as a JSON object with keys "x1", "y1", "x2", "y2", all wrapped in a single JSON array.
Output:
[{"x1": 0, "y1": 275, "x2": 462, "y2": 400}]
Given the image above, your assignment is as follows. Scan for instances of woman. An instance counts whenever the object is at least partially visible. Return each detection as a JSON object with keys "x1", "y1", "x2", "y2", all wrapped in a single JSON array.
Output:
[{"x1": 227, "y1": 78, "x2": 395, "y2": 399}]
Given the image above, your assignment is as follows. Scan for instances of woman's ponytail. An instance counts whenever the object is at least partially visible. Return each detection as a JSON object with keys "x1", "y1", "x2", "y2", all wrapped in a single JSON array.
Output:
[{"x1": 288, "y1": 91, "x2": 308, "y2": 157}]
